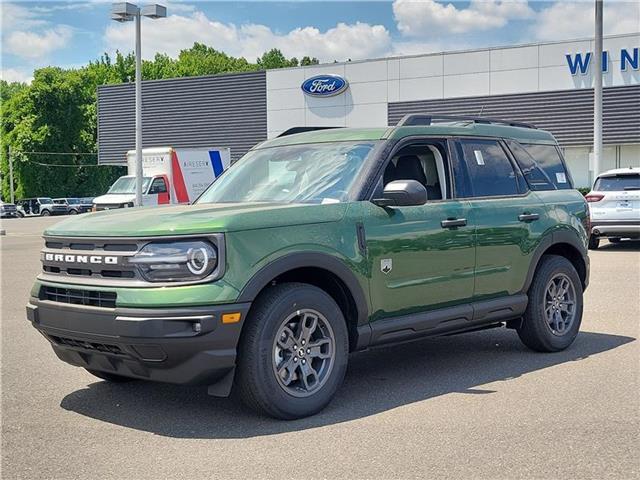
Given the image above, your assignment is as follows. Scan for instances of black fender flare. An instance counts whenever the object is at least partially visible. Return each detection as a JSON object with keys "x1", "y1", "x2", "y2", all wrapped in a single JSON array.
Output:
[
  {"x1": 236, "y1": 252, "x2": 370, "y2": 328},
  {"x1": 522, "y1": 230, "x2": 589, "y2": 293}
]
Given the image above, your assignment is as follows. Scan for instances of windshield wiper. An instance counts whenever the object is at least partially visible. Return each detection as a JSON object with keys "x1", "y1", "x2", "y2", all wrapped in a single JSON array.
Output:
[{"x1": 623, "y1": 186, "x2": 640, "y2": 191}]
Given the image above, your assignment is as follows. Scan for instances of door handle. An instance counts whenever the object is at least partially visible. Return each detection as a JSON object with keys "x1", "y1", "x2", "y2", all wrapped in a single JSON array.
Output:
[
  {"x1": 441, "y1": 218, "x2": 467, "y2": 228},
  {"x1": 518, "y1": 213, "x2": 540, "y2": 222}
]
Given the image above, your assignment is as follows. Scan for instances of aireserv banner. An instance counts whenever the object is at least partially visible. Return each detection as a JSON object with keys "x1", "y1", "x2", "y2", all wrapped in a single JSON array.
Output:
[{"x1": 171, "y1": 148, "x2": 231, "y2": 203}]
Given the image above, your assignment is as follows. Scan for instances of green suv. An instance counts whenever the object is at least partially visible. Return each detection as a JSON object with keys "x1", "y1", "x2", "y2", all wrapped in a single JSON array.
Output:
[{"x1": 27, "y1": 115, "x2": 589, "y2": 419}]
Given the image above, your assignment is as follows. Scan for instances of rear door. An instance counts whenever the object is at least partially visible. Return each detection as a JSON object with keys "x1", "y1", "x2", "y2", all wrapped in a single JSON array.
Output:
[{"x1": 452, "y1": 138, "x2": 547, "y2": 299}]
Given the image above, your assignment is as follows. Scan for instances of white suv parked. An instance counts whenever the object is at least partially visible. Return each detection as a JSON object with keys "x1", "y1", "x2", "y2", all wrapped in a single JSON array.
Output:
[{"x1": 586, "y1": 167, "x2": 640, "y2": 249}]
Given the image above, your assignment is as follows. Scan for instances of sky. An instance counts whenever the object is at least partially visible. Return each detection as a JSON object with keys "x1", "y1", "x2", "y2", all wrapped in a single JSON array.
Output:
[{"x1": 1, "y1": 0, "x2": 639, "y2": 83}]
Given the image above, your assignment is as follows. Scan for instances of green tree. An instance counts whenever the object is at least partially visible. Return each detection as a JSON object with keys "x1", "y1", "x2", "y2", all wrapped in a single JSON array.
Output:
[
  {"x1": 174, "y1": 43, "x2": 256, "y2": 77},
  {"x1": 1, "y1": 42, "x2": 320, "y2": 199},
  {"x1": 1, "y1": 68, "x2": 123, "y2": 199},
  {"x1": 257, "y1": 49, "x2": 299, "y2": 69},
  {"x1": 300, "y1": 56, "x2": 319, "y2": 66}
]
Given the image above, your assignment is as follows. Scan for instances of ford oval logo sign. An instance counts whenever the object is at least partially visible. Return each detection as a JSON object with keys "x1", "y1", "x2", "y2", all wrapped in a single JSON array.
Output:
[{"x1": 301, "y1": 75, "x2": 348, "y2": 97}]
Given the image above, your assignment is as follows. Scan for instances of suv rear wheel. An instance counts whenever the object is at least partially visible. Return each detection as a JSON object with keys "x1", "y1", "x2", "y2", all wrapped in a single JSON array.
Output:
[
  {"x1": 236, "y1": 283, "x2": 349, "y2": 420},
  {"x1": 517, "y1": 255, "x2": 583, "y2": 352},
  {"x1": 40, "y1": 209, "x2": 50, "y2": 216}
]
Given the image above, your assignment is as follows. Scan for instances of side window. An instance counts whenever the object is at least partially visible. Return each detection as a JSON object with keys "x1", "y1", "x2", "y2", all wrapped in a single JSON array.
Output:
[
  {"x1": 377, "y1": 142, "x2": 450, "y2": 201},
  {"x1": 455, "y1": 139, "x2": 520, "y2": 197},
  {"x1": 519, "y1": 143, "x2": 572, "y2": 189},
  {"x1": 504, "y1": 140, "x2": 555, "y2": 191},
  {"x1": 149, "y1": 178, "x2": 168, "y2": 194}
]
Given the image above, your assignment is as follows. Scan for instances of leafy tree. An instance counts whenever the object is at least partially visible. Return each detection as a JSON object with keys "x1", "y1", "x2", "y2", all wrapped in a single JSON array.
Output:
[
  {"x1": 175, "y1": 43, "x2": 255, "y2": 77},
  {"x1": 1, "y1": 42, "x2": 320, "y2": 199},
  {"x1": 257, "y1": 49, "x2": 299, "y2": 69},
  {"x1": 1, "y1": 68, "x2": 124, "y2": 199},
  {"x1": 300, "y1": 56, "x2": 319, "y2": 66}
]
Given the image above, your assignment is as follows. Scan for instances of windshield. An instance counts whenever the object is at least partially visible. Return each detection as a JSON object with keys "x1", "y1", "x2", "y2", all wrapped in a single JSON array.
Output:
[
  {"x1": 197, "y1": 141, "x2": 378, "y2": 204},
  {"x1": 108, "y1": 176, "x2": 152, "y2": 194},
  {"x1": 594, "y1": 174, "x2": 640, "y2": 191}
]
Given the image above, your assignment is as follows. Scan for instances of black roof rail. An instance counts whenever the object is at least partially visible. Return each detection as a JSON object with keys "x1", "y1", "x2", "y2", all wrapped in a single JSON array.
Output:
[
  {"x1": 277, "y1": 126, "x2": 343, "y2": 137},
  {"x1": 396, "y1": 114, "x2": 536, "y2": 129}
]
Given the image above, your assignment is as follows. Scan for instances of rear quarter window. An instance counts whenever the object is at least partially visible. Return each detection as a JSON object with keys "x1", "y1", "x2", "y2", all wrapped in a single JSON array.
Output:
[{"x1": 519, "y1": 143, "x2": 572, "y2": 190}]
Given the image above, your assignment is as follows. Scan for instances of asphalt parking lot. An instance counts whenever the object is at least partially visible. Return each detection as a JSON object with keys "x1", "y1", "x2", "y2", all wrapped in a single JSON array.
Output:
[{"x1": 1, "y1": 215, "x2": 639, "y2": 479}]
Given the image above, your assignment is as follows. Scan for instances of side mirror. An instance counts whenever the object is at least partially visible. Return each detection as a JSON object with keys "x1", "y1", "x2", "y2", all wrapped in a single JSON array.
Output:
[{"x1": 372, "y1": 180, "x2": 427, "y2": 207}]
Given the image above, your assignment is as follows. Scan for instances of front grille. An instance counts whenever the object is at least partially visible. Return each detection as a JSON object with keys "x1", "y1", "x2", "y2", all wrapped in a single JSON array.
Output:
[
  {"x1": 41, "y1": 286, "x2": 117, "y2": 308},
  {"x1": 41, "y1": 236, "x2": 143, "y2": 283},
  {"x1": 95, "y1": 204, "x2": 123, "y2": 211},
  {"x1": 47, "y1": 335, "x2": 125, "y2": 355}
]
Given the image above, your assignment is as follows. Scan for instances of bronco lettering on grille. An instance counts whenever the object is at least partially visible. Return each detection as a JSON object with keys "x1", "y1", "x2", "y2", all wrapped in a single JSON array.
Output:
[{"x1": 44, "y1": 253, "x2": 118, "y2": 265}]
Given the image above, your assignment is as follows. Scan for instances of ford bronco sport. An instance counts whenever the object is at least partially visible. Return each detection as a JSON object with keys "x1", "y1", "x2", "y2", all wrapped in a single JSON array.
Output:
[{"x1": 27, "y1": 115, "x2": 589, "y2": 420}]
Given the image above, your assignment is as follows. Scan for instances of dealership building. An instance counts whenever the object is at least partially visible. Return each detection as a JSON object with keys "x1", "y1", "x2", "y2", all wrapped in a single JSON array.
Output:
[{"x1": 98, "y1": 32, "x2": 640, "y2": 188}]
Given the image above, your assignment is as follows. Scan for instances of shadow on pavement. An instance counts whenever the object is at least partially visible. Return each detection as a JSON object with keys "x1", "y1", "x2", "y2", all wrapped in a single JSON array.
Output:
[
  {"x1": 60, "y1": 329, "x2": 634, "y2": 438},
  {"x1": 598, "y1": 239, "x2": 640, "y2": 251}
]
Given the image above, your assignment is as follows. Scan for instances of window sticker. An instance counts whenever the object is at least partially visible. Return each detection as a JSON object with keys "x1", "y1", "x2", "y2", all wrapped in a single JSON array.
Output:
[
  {"x1": 474, "y1": 150, "x2": 485, "y2": 166},
  {"x1": 556, "y1": 172, "x2": 567, "y2": 184}
]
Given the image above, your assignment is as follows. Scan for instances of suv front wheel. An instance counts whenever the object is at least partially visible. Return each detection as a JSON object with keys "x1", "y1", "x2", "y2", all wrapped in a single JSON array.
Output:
[
  {"x1": 517, "y1": 255, "x2": 583, "y2": 352},
  {"x1": 236, "y1": 283, "x2": 349, "y2": 420}
]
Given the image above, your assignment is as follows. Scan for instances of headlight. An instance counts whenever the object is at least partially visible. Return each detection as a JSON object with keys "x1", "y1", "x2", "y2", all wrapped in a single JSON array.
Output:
[{"x1": 129, "y1": 240, "x2": 218, "y2": 282}]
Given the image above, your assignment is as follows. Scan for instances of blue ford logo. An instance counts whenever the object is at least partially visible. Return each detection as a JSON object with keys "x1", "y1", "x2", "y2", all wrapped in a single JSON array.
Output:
[{"x1": 301, "y1": 75, "x2": 348, "y2": 97}]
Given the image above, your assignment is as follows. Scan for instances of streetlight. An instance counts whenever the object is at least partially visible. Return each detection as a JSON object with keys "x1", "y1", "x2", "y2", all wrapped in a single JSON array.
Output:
[
  {"x1": 593, "y1": 0, "x2": 603, "y2": 184},
  {"x1": 111, "y1": 2, "x2": 166, "y2": 207}
]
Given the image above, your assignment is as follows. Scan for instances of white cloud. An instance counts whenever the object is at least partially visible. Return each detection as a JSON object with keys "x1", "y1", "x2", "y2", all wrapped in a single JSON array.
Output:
[
  {"x1": 533, "y1": 1, "x2": 640, "y2": 40},
  {"x1": 104, "y1": 12, "x2": 391, "y2": 62},
  {"x1": 4, "y1": 26, "x2": 73, "y2": 60},
  {"x1": 1, "y1": 2, "x2": 47, "y2": 30},
  {"x1": 393, "y1": 0, "x2": 534, "y2": 36},
  {"x1": 0, "y1": 67, "x2": 33, "y2": 84}
]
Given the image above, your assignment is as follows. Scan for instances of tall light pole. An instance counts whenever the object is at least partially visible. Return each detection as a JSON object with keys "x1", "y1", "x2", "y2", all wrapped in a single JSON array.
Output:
[
  {"x1": 593, "y1": 0, "x2": 603, "y2": 184},
  {"x1": 111, "y1": 2, "x2": 166, "y2": 207}
]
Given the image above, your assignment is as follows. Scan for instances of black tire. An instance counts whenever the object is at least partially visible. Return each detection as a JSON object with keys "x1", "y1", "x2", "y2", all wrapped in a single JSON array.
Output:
[
  {"x1": 517, "y1": 255, "x2": 583, "y2": 352},
  {"x1": 85, "y1": 369, "x2": 135, "y2": 383},
  {"x1": 588, "y1": 235, "x2": 599, "y2": 250},
  {"x1": 40, "y1": 210, "x2": 50, "y2": 217},
  {"x1": 69, "y1": 209, "x2": 78, "y2": 215},
  {"x1": 235, "y1": 283, "x2": 349, "y2": 420},
  {"x1": 608, "y1": 237, "x2": 621, "y2": 243}
]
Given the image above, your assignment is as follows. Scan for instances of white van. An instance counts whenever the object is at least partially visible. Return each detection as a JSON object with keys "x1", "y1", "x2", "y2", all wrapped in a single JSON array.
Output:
[{"x1": 93, "y1": 147, "x2": 230, "y2": 210}]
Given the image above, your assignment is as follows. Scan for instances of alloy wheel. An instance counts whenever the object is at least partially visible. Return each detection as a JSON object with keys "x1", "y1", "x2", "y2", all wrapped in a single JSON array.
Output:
[
  {"x1": 272, "y1": 309, "x2": 336, "y2": 398},
  {"x1": 544, "y1": 273, "x2": 577, "y2": 336}
]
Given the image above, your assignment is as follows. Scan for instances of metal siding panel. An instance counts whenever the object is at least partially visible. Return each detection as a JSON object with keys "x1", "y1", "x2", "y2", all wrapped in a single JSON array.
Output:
[
  {"x1": 98, "y1": 71, "x2": 267, "y2": 164},
  {"x1": 388, "y1": 85, "x2": 640, "y2": 147}
]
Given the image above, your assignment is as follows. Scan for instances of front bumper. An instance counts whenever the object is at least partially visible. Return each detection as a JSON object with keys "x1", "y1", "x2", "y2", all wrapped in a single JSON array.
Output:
[
  {"x1": 27, "y1": 299, "x2": 251, "y2": 388},
  {"x1": 591, "y1": 220, "x2": 640, "y2": 238}
]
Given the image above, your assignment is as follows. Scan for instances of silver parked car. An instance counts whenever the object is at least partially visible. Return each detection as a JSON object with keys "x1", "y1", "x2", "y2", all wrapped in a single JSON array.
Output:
[
  {"x1": 586, "y1": 167, "x2": 640, "y2": 249},
  {"x1": 1, "y1": 200, "x2": 20, "y2": 218}
]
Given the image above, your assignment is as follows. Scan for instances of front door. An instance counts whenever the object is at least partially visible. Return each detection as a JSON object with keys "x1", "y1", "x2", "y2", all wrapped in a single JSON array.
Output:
[{"x1": 362, "y1": 140, "x2": 476, "y2": 321}]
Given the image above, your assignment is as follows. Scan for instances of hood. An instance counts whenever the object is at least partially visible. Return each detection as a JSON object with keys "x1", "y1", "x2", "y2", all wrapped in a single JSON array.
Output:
[
  {"x1": 93, "y1": 193, "x2": 135, "y2": 205},
  {"x1": 44, "y1": 202, "x2": 349, "y2": 237}
]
